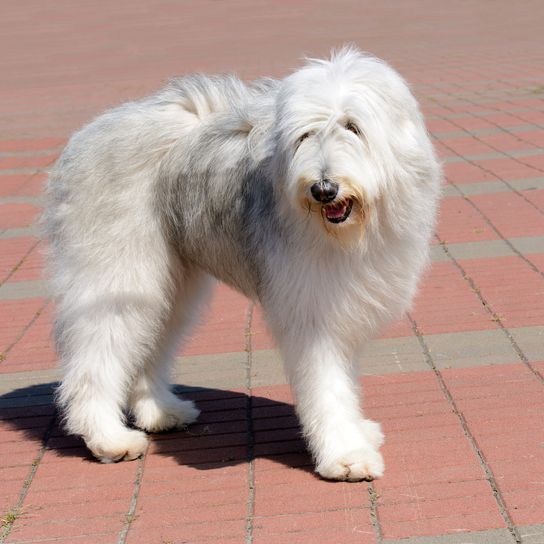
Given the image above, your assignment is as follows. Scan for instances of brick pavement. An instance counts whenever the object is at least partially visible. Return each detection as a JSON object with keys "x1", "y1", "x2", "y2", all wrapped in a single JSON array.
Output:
[{"x1": 1, "y1": 1, "x2": 544, "y2": 543}]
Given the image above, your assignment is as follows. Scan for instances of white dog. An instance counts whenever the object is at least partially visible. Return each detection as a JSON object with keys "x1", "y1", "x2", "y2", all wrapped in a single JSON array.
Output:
[{"x1": 43, "y1": 47, "x2": 441, "y2": 481}]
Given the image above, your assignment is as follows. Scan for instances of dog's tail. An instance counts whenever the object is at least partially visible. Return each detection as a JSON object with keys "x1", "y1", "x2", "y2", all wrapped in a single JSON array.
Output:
[{"x1": 162, "y1": 74, "x2": 250, "y2": 121}]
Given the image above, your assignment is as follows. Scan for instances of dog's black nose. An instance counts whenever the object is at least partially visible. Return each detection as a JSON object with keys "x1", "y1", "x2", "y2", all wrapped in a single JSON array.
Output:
[{"x1": 310, "y1": 180, "x2": 339, "y2": 203}]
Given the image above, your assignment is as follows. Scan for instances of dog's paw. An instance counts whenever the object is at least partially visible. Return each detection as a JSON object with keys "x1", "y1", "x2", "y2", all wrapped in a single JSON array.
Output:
[
  {"x1": 88, "y1": 429, "x2": 149, "y2": 463},
  {"x1": 316, "y1": 448, "x2": 384, "y2": 482},
  {"x1": 133, "y1": 396, "x2": 200, "y2": 433},
  {"x1": 360, "y1": 419, "x2": 384, "y2": 449}
]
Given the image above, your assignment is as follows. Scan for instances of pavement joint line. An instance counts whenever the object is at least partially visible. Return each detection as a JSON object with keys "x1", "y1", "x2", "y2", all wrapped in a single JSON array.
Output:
[
  {"x1": 0, "y1": 238, "x2": 40, "y2": 287},
  {"x1": 0, "y1": 413, "x2": 56, "y2": 544},
  {"x1": 436, "y1": 238, "x2": 544, "y2": 386},
  {"x1": 368, "y1": 482, "x2": 383, "y2": 543},
  {"x1": 117, "y1": 455, "x2": 146, "y2": 544},
  {"x1": 244, "y1": 301, "x2": 255, "y2": 544},
  {"x1": 0, "y1": 299, "x2": 50, "y2": 364},
  {"x1": 406, "y1": 313, "x2": 522, "y2": 544}
]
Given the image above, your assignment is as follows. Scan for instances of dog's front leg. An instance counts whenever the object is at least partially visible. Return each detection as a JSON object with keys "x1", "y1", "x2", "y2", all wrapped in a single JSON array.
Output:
[{"x1": 280, "y1": 338, "x2": 384, "y2": 481}]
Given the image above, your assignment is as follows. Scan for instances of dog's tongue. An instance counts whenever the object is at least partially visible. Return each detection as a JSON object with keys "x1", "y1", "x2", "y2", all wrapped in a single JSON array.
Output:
[{"x1": 324, "y1": 202, "x2": 348, "y2": 219}]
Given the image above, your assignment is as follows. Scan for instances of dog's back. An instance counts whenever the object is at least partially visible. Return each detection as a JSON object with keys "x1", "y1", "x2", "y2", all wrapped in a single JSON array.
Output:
[{"x1": 42, "y1": 73, "x2": 261, "y2": 292}]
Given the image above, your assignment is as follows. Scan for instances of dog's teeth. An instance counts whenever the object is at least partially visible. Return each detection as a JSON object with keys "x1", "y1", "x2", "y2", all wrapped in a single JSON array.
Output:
[{"x1": 325, "y1": 202, "x2": 348, "y2": 220}]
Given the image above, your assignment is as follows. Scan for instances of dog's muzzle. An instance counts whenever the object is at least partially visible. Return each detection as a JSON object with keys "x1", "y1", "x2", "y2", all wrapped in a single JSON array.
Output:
[{"x1": 310, "y1": 180, "x2": 353, "y2": 224}]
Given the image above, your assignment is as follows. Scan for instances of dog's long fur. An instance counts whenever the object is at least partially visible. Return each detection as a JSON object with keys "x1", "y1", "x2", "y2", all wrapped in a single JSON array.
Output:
[{"x1": 43, "y1": 47, "x2": 441, "y2": 481}]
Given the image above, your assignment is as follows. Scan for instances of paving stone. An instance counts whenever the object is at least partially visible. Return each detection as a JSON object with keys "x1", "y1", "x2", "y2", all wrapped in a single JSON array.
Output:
[
  {"x1": 470, "y1": 192, "x2": 544, "y2": 239},
  {"x1": 519, "y1": 524, "x2": 544, "y2": 544},
  {"x1": 0, "y1": 175, "x2": 35, "y2": 198},
  {"x1": 172, "y1": 351, "x2": 248, "y2": 390},
  {"x1": 0, "y1": 203, "x2": 41, "y2": 230},
  {"x1": 0, "y1": 137, "x2": 65, "y2": 153},
  {"x1": 508, "y1": 326, "x2": 544, "y2": 361},
  {"x1": 251, "y1": 349, "x2": 287, "y2": 387},
  {"x1": 0, "y1": 237, "x2": 38, "y2": 284},
  {"x1": 424, "y1": 329, "x2": 520, "y2": 369},
  {"x1": 444, "y1": 162, "x2": 498, "y2": 185},
  {"x1": 453, "y1": 181, "x2": 510, "y2": 196},
  {"x1": 430, "y1": 244, "x2": 449, "y2": 262},
  {"x1": 508, "y1": 177, "x2": 544, "y2": 192},
  {"x1": 0, "y1": 225, "x2": 39, "y2": 239},
  {"x1": 380, "y1": 511, "x2": 508, "y2": 541},
  {"x1": 438, "y1": 236, "x2": 544, "y2": 262},
  {"x1": 446, "y1": 149, "x2": 543, "y2": 163},
  {"x1": 180, "y1": 284, "x2": 249, "y2": 357},
  {"x1": 509, "y1": 236, "x2": 544, "y2": 256},
  {"x1": 437, "y1": 197, "x2": 500, "y2": 244},
  {"x1": 0, "y1": 195, "x2": 45, "y2": 206},
  {"x1": 382, "y1": 527, "x2": 514, "y2": 543},
  {"x1": 445, "y1": 239, "x2": 516, "y2": 261},
  {"x1": 7, "y1": 243, "x2": 45, "y2": 282},
  {"x1": 442, "y1": 183, "x2": 461, "y2": 198},
  {"x1": 462, "y1": 257, "x2": 544, "y2": 329},
  {"x1": 412, "y1": 261, "x2": 499, "y2": 335},
  {"x1": 0, "y1": 279, "x2": 48, "y2": 300},
  {"x1": 358, "y1": 336, "x2": 428, "y2": 375}
]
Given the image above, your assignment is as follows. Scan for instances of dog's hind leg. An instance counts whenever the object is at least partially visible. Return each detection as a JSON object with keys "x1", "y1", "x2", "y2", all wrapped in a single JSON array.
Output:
[
  {"x1": 53, "y1": 236, "x2": 178, "y2": 463},
  {"x1": 129, "y1": 267, "x2": 214, "y2": 433}
]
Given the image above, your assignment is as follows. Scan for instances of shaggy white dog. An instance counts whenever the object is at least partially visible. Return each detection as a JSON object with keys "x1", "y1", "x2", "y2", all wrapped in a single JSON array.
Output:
[{"x1": 43, "y1": 47, "x2": 441, "y2": 481}]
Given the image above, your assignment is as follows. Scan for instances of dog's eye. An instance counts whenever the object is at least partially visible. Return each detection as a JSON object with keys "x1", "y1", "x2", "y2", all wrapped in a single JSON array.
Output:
[
  {"x1": 297, "y1": 132, "x2": 311, "y2": 146},
  {"x1": 345, "y1": 121, "x2": 361, "y2": 136}
]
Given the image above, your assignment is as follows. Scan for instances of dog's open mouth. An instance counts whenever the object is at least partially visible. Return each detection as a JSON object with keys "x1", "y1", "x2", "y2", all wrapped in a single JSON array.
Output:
[{"x1": 323, "y1": 198, "x2": 353, "y2": 223}]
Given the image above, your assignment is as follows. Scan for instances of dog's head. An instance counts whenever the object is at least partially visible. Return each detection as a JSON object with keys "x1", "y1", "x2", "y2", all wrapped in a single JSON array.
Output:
[{"x1": 273, "y1": 47, "x2": 436, "y2": 246}]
